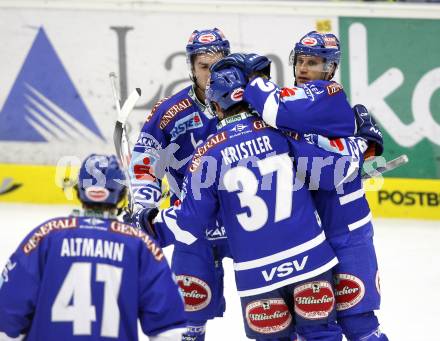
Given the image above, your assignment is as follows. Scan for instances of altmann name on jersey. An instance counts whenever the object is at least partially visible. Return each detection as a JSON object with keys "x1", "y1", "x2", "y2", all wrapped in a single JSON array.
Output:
[
  {"x1": 23, "y1": 218, "x2": 78, "y2": 254},
  {"x1": 221, "y1": 136, "x2": 273, "y2": 165},
  {"x1": 60, "y1": 238, "x2": 125, "y2": 262},
  {"x1": 261, "y1": 256, "x2": 308, "y2": 282},
  {"x1": 159, "y1": 98, "x2": 192, "y2": 129},
  {"x1": 170, "y1": 112, "x2": 203, "y2": 141}
]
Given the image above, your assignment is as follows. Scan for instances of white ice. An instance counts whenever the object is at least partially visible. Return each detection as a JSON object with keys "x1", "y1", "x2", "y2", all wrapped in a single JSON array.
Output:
[{"x1": 0, "y1": 203, "x2": 438, "y2": 341}]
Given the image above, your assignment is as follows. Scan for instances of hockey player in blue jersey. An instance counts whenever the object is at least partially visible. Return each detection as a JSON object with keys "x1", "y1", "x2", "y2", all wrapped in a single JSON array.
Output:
[
  {"x1": 129, "y1": 28, "x2": 232, "y2": 341},
  {"x1": 0, "y1": 154, "x2": 186, "y2": 341},
  {"x1": 212, "y1": 31, "x2": 388, "y2": 341},
  {"x1": 146, "y1": 66, "x2": 366, "y2": 341}
]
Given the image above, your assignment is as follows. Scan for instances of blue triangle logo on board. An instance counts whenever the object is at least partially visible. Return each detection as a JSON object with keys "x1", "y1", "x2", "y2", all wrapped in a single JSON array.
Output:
[{"x1": 0, "y1": 27, "x2": 105, "y2": 142}]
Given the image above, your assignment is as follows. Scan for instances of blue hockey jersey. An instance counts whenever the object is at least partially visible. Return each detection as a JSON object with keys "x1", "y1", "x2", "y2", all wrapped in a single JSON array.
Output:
[
  {"x1": 130, "y1": 85, "x2": 218, "y2": 210},
  {"x1": 243, "y1": 77, "x2": 356, "y2": 138},
  {"x1": 244, "y1": 77, "x2": 374, "y2": 248},
  {"x1": 0, "y1": 215, "x2": 186, "y2": 340},
  {"x1": 306, "y1": 135, "x2": 374, "y2": 248},
  {"x1": 152, "y1": 113, "x2": 363, "y2": 297}
]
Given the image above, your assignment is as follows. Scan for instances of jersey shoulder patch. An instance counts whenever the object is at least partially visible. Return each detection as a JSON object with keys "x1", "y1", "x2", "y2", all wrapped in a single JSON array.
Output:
[
  {"x1": 23, "y1": 217, "x2": 78, "y2": 255},
  {"x1": 326, "y1": 81, "x2": 344, "y2": 96}
]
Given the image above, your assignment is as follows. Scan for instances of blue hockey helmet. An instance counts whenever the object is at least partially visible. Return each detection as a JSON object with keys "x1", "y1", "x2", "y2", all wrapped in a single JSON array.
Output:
[
  {"x1": 289, "y1": 31, "x2": 341, "y2": 74},
  {"x1": 206, "y1": 66, "x2": 247, "y2": 113},
  {"x1": 77, "y1": 154, "x2": 126, "y2": 207},
  {"x1": 186, "y1": 28, "x2": 230, "y2": 65}
]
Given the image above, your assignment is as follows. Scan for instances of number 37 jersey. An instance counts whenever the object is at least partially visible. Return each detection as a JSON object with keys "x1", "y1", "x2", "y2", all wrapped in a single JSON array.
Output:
[
  {"x1": 0, "y1": 216, "x2": 186, "y2": 341},
  {"x1": 154, "y1": 114, "x2": 351, "y2": 297}
]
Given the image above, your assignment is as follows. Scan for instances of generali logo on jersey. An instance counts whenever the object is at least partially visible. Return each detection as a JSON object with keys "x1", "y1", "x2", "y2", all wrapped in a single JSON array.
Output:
[
  {"x1": 159, "y1": 98, "x2": 192, "y2": 129},
  {"x1": 246, "y1": 299, "x2": 292, "y2": 334},
  {"x1": 294, "y1": 281, "x2": 335, "y2": 320},
  {"x1": 189, "y1": 131, "x2": 228, "y2": 172},
  {"x1": 176, "y1": 275, "x2": 212, "y2": 311},
  {"x1": 23, "y1": 218, "x2": 78, "y2": 254},
  {"x1": 253, "y1": 120, "x2": 270, "y2": 131}
]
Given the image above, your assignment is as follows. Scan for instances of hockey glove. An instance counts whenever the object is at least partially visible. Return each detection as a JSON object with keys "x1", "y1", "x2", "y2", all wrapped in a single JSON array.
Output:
[
  {"x1": 244, "y1": 53, "x2": 271, "y2": 79},
  {"x1": 353, "y1": 104, "x2": 384, "y2": 157},
  {"x1": 210, "y1": 52, "x2": 246, "y2": 72},
  {"x1": 128, "y1": 207, "x2": 159, "y2": 238}
]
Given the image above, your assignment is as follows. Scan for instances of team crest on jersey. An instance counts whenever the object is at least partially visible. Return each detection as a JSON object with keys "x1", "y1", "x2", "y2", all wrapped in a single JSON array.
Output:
[
  {"x1": 170, "y1": 112, "x2": 203, "y2": 141},
  {"x1": 246, "y1": 299, "x2": 292, "y2": 334},
  {"x1": 294, "y1": 281, "x2": 335, "y2": 320},
  {"x1": 159, "y1": 98, "x2": 192, "y2": 129},
  {"x1": 230, "y1": 88, "x2": 244, "y2": 101},
  {"x1": 176, "y1": 275, "x2": 212, "y2": 311},
  {"x1": 85, "y1": 186, "x2": 110, "y2": 202},
  {"x1": 326, "y1": 82, "x2": 343, "y2": 96},
  {"x1": 301, "y1": 37, "x2": 318, "y2": 46},
  {"x1": 334, "y1": 273, "x2": 365, "y2": 311}
]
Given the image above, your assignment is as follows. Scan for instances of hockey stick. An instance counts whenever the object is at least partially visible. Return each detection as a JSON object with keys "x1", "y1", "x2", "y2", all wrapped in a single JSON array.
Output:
[
  {"x1": 362, "y1": 154, "x2": 409, "y2": 180},
  {"x1": 109, "y1": 72, "x2": 141, "y2": 214}
]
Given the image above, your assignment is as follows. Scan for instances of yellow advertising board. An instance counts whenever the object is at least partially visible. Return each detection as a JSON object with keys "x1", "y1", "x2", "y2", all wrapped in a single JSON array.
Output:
[
  {"x1": 1, "y1": 165, "x2": 439, "y2": 219},
  {"x1": 365, "y1": 178, "x2": 440, "y2": 220},
  {"x1": 0, "y1": 163, "x2": 79, "y2": 204},
  {"x1": 0, "y1": 163, "x2": 172, "y2": 209}
]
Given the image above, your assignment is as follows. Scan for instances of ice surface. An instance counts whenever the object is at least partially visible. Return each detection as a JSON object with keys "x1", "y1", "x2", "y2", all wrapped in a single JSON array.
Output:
[{"x1": 0, "y1": 203, "x2": 438, "y2": 340}]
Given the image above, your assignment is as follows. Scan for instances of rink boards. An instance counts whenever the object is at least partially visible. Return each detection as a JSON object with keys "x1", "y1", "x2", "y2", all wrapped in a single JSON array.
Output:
[
  {"x1": 1, "y1": 163, "x2": 439, "y2": 220},
  {"x1": 0, "y1": 1, "x2": 439, "y2": 220}
]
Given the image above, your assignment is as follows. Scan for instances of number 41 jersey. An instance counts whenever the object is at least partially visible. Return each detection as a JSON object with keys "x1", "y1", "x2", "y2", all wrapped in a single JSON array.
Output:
[{"x1": 0, "y1": 216, "x2": 186, "y2": 341}]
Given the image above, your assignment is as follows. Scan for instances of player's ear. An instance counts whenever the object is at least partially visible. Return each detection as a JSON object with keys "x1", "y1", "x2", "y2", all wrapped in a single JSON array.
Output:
[{"x1": 214, "y1": 102, "x2": 223, "y2": 118}]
